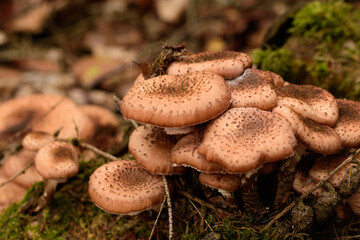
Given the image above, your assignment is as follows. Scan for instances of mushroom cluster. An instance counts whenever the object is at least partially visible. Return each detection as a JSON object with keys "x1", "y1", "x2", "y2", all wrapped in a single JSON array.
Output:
[
  {"x1": 0, "y1": 94, "x2": 123, "y2": 211},
  {"x1": 88, "y1": 50, "x2": 360, "y2": 231}
]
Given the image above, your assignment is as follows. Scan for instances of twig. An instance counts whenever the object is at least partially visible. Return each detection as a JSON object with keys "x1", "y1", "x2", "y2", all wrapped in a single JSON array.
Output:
[
  {"x1": 188, "y1": 199, "x2": 213, "y2": 231},
  {"x1": 78, "y1": 142, "x2": 119, "y2": 162},
  {"x1": 176, "y1": 190, "x2": 229, "y2": 214},
  {"x1": 162, "y1": 176, "x2": 173, "y2": 240},
  {"x1": 0, "y1": 160, "x2": 34, "y2": 189},
  {"x1": 260, "y1": 148, "x2": 360, "y2": 232},
  {"x1": 149, "y1": 197, "x2": 166, "y2": 240}
]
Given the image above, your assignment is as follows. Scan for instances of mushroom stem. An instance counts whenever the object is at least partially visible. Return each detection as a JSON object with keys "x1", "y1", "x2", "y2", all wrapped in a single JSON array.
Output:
[
  {"x1": 162, "y1": 175, "x2": 173, "y2": 240},
  {"x1": 36, "y1": 178, "x2": 66, "y2": 211},
  {"x1": 239, "y1": 172, "x2": 264, "y2": 213},
  {"x1": 274, "y1": 144, "x2": 305, "y2": 209}
]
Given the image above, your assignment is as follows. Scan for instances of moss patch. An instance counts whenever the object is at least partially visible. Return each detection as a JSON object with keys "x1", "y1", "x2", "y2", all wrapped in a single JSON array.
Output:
[{"x1": 252, "y1": 0, "x2": 360, "y2": 100}]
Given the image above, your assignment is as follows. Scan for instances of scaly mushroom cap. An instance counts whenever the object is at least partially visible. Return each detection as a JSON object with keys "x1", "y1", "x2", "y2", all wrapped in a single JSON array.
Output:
[
  {"x1": 333, "y1": 99, "x2": 360, "y2": 147},
  {"x1": 129, "y1": 125, "x2": 186, "y2": 175},
  {"x1": 276, "y1": 84, "x2": 339, "y2": 126},
  {"x1": 273, "y1": 106, "x2": 341, "y2": 155},
  {"x1": 34, "y1": 141, "x2": 79, "y2": 179},
  {"x1": 22, "y1": 131, "x2": 55, "y2": 151},
  {"x1": 167, "y1": 51, "x2": 252, "y2": 79},
  {"x1": 0, "y1": 94, "x2": 95, "y2": 141},
  {"x1": 308, "y1": 155, "x2": 357, "y2": 188},
  {"x1": 198, "y1": 107, "x2": 297, "y2": 173},
  {"x1": 2, "y1": 149, "x2": 42, "y2": 188},
  {"x1": 199, "y1": 172, "x2": 241, "y2": 192},
  {"x1": 227, "y1": 68, "x2": 278, "y2": 110},
  {"x1": 88, "y1": 160, "x2": 165, "y2": 215},
  {"x1": 121, "y1": 72, "x2": 231, "y2": 127},
  {"x1": 170, "y1": 129, "x2": 226, "y2": 173}
]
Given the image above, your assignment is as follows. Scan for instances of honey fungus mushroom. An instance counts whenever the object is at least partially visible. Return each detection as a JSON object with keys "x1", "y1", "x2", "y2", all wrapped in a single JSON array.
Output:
[
  {"x1": 34, "y1": 141, "x2": 79, "y2": 209},
  {"x1": 198, "y1": 107, "x2": 297, "y2": 212},
  {"x1": 120, "y1": 71, "x2": 231, "y2": 131},
  {"x1": 226, "y1": 68, "x2": 278, "y2": 110},
  {"x1": 167, "y1": 51, "x2": 252, "y2": 79},
  {"x1": 275, "y1": 84, "x2": 339, "y2": 126},
  {"x1": 88, "y1": 160, "x2": 165, "y2": 215}
]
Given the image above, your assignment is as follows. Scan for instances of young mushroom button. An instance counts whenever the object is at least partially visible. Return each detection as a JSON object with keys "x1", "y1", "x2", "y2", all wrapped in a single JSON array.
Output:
[{"x1": 88, "y1": 160, "x2": 165, "y2": 215}]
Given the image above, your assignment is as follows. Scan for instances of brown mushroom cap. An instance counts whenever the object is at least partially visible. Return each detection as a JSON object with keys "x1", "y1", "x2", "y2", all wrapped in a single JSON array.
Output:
[
  {"x1": 80, "y1": 104, "x2": 118, "y2": 129},
  {"x1": 227, "y1": 68, "x2": 278, "y2": 110},
  {"x1": 199, "y1": 172, "x2": 241, "y2": 192},
  {"x1": 88, "y1": 160, "x2": 165, "y2": 215},
  {"x1": 198, "y1": 107, "x2": 297, "y2": 173},
  {"x1": 0, "y1": 94, "x2": 95, "y2": 141},
  {"x1": 268, "y1": 71, "x2": 285, "y2": 88},
  {"x1": 276, "y1": 84, "x2": 339, "y2": 126},
  {"x1": 2, "y1": 149, "x2": 42, "y2": 188},
  {"x1": 22, "y1": 131, "x2": 55, "y2": 151},
  {"x1": 129, "y1": 125, "x2": 186, "y2": 175},
  {"x1": 34, "y1": 141, "x2": 79, "y2": 179},
  {"x1": 167, "y1": 51, "x2": 252, "y2": 79},
  {"x1": 170, "y1": 129, "x2": 226, "y2": 173},
  {"x1": 347, "y1": 190, "x2": 360, "y2": 216},
  {"x1": 121, "y1": 71, "x2": 231, "y2": 127},
  {"x1": 308, "y1": 155, "x2": 357, "y2": 188},
  {"x1": 333, "y1": 99, "x2": 360, "y2": 147},
  {"x1": 273, "y1": 106, "x2": 342, "y2": 155}
]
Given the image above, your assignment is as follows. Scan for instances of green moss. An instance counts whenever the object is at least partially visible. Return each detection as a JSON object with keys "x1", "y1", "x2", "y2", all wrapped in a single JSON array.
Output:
[
  {"x1": 289, "y1": 0, "x2": 360, "y2": 45},
  {"x1": 252, "y1": 0, "x2": 360, "y2": 100},
  {"x1": 252, "y1": 48, "x2": 293, "y2": 78}
]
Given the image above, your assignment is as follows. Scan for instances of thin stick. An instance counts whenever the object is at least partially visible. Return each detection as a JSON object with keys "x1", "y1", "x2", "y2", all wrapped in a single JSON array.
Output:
[
  {"x1": 149, "y1": 197, "x2": 166, "y2": 240},
  {"x1": 260, "y1": 148, "x2": 360, "y2": 232},
  {"x1": 188, "y1": 199, "x2": 213, "y2": 231},
  {"x1": 78, "y1": 142, "x2": 119, "y2": 162},
  {"x1": 162, "y1": 176, "x2": 173, "y2": 240},
  {"x1": 0, "y1": 161, "x2": 34, "y2": 188},
  {"x1": 176, "y1": 190, "x2": 228, "y2": 214}
]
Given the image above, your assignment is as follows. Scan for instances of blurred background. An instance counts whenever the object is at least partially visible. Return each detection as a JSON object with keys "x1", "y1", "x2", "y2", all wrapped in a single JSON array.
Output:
[
  {"x1": 0, "y1": 0, "x2": 314, "y2": 106},
  {"x1": 0, "y1": 0, "x2": 359, "y2": 107}
]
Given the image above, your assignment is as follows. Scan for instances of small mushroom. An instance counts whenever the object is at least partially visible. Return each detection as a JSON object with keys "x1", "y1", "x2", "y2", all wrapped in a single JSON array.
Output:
[
  {"x1": 34, "y1": 141, "x2": 79, "y2": 210},
  {"x1": 167, "y1": 51, "x2": 252, "y2": 79},
  {"x1": 88, "y1": 160, "x2": 165, "y2": 215},
  {"x1": 22, "y1": 131, "x2": 55, "y2": 152}
]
